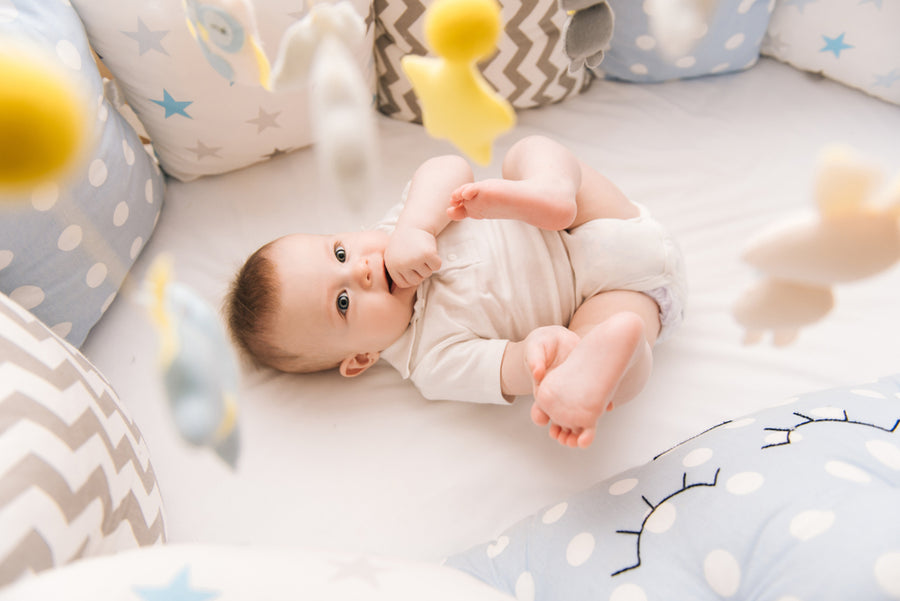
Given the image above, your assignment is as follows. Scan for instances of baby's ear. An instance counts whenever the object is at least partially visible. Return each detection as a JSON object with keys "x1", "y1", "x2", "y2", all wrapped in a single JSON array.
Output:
[{"x1": 339, "y1": 352, "x2": 380, "y2": 377}]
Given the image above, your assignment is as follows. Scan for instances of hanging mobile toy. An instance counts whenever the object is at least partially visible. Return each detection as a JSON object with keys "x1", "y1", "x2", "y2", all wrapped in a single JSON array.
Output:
[
  {"x1": 182, "y1": 0, "x2": 376, "y2": 209},
  {"x1": 400, "y1": 0, "x2": 516, "y2": 166},
  {"x1": 733, "y1": 145, "x2": 900, "y2": 346},
  {"x1": 146, "y1": 256, "x2": 242, "y2": 467}
]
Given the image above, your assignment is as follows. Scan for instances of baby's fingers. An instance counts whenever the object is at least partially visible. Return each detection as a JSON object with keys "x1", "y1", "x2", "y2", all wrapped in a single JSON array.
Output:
[
  {"x1": 524, "y1": 341, "x2": 549, "y2": 385},
  {"x1": 394, "y1": 269, "x2": 422, "y2": 288}
]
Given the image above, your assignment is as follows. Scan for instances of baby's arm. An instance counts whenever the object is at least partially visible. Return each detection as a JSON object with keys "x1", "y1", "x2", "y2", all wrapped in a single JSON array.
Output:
[{"x1": 386, "y1": 155, "x2": 473, "y2": 287}]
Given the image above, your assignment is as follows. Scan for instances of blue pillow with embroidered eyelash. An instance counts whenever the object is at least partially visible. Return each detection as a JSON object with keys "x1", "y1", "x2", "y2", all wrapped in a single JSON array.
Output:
[
  {"x1": 595, "y1": 0, "x2": 775, "y2": 83},
  {"x1": 0, "y1": 0, "x2": 165, "y2": 347},
  {"x1": 444, "y1": 373, "x2": 900, "y2": 600}
]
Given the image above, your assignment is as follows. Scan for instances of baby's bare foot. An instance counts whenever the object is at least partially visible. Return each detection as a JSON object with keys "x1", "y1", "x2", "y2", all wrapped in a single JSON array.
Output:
[
  {"x1": 531, "y1": 312, "x2": 645, "y2": 448},
  {"x1": 448, "y1": 178, "x2": 577, "y2": 230}
]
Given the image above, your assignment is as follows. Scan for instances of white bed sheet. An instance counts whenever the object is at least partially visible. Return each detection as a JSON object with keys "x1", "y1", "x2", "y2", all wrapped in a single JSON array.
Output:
[{"x1": 82, "y1": 58, "x2": 900, "y2": 562}]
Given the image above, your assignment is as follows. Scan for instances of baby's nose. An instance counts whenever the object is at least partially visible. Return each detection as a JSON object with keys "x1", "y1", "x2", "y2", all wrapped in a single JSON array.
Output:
[{"x1": 354, "y1": 256, "x2": 373, "y2": 289}]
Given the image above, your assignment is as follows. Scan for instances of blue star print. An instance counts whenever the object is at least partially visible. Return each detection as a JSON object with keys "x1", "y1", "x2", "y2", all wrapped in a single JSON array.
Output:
[
  {"x1": 820, "y1": 33, "x2": 853, "y2": 58},
  {"x1": 151, "y1": 89, "x2": 193, "y2": 119},
  {"x1": 873, "y1": 68, "x2": 900, "y2": 88},
  {"x1": 133, "y1": 566, "x2": 219, "y2": 601}
]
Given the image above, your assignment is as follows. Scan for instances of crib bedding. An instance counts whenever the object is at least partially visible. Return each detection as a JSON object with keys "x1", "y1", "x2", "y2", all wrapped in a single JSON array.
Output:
[{"x1": 80, "y1": 57, "x2": 900, "y2": 563}]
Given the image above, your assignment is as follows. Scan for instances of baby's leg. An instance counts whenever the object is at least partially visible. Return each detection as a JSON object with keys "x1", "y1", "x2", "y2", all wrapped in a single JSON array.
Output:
[
  {"x1": 448, "y1": 135, "x2": 640, "y2": 230},
  {"x1": 448, "y1": 136, "x2": 580, "y2": 230},
  {"x1": 529, "y1": 290, "x2": 660, "y2": 448}
]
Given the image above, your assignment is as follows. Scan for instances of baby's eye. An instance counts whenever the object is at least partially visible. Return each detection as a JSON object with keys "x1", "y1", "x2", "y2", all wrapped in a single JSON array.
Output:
[
  {"x1": 334, "y1": 244, "x2": 347, "y2": 263},
  {"x1": 336, "y1": 291, "x2": 350, "y2": 315}
]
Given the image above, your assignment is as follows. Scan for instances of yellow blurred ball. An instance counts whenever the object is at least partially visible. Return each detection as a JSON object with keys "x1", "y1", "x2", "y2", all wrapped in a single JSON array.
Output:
[{"x1": 0, "y1": 46, "x2": 91, "y2": 194}]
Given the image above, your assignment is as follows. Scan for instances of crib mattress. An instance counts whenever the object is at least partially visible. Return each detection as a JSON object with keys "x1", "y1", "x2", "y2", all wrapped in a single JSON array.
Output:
[{"x1": 81, "y1": 58, "x2": 900, "y2": 561}]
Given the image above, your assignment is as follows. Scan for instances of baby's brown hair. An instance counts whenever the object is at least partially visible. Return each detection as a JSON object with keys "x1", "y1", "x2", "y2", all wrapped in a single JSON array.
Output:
[
  {"x1": 225, "y1": 240, "x2": 342, "y2": 373},
  {"x1": 225, "y1": 241, "x2": 283, "y2": 369}
]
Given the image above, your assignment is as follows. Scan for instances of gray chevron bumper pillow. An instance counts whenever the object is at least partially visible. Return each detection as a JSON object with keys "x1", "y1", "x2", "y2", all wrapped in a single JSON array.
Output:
[
  {"x1": 374, "y1": 0, "x2": 593, "y2": 123},
  {"x1": 0, "y1": 293, "x2": 166, "y2": 587}
]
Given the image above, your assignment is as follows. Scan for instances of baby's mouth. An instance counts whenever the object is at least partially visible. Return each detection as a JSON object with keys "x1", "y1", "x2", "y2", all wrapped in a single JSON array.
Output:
[{"x1": 384, "y1": 264, "x2": 394, "y2": 293}]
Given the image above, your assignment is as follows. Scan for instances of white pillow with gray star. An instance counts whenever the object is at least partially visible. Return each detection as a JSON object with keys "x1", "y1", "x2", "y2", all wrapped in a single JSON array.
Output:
[{"x1": 70, "y1": 0, "x2": 374, "y2": 181}]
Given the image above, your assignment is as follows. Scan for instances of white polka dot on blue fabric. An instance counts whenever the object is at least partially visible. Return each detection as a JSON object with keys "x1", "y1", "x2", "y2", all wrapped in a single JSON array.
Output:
[
  {"x1": 55, "y1": 39, "x2": 81, "y2": 70},
  {"x1": 31, "y1": 182, "x2": 58, "y2": 211},
  {"x1": 515, "y1": 571, "x2": 535, "y2": 601},
  {"x1": 0, "y1": 250, "x2": 13, "y2": 271},
  {"x1": 50, "y1": 321, "x2": 72, "y2": 338},
  {"x1": 486, "y1": 536, "x2": 508, "y2": 558},
  {"x1": 123, "y1": 139, "x2": 136, "y2": 165},
  {"x1": 683, "y1": 447, "x2": 713, "y2": 467},
  {"x1": 704, "y1": 549, "x2": 741, "y2": 597},
  {"x1": 789, "y1": 509, "x2": 834, "y2": 541},
  {"x1": 875, "y1": 551, "x2": 900, "y2": 598},
  {"x1": 645, "y1": 501, "x2": 676, "y2": 533},
  {"x1": 636, "y1": 35, "x2": 655, "y2": 50},
  {"x1": 610, "y1": 583, "x2": 648, "y2": 601},
  {"x1": 825, "y1": 460, "x2": 870, "y2": 483},
  {"x1": 97, "y1": 99, "x2": 108, "y2": 123},
  {"x1": 10, "y1": 285, "x2": 45, "y2": 310},
  {"x1": 113, "y1": 201, "x2": 130, "y2": 226},
  {"x1": 867, "y1": 440, "x2": 900, "y2": 470},
  {"x1": 130, "y1": 237, "x2": 144, "y2": 260},
  {"x1": 811, "y1": 407, "x2": 844, "y2": 419},
  {"x1": 101, "y1": 292, "x2": 117, "y2": 313},
  {"x1": 609, "y1": 478, "x2": 638, "y2": 496},
  {"x1": 726, "y1": 471, "x2": 765, "y2": 495},
  {"x1": 89, "y1": 159, "x2": 108, "y2": 187},
  {"x1": 86, "y1": 263, "x2": 108, "y2": 288},
  {"x1": 725, "y1": 33, "x2": 745, "y2": 50},
  {"x1": 57, "y1": 224, "x2": 82, "y2": 251},
  {"x1": 566, "y1": 532, "x2": 595, "y2": 566},
  {"x1": 542, "y1": 502, "x2": 567, "y2": 524}
]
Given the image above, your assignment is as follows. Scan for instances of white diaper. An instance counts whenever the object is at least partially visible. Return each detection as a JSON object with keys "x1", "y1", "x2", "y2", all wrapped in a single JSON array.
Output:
[{"x1": 560, "y1": 204, "x2": 687, "y2": 341}]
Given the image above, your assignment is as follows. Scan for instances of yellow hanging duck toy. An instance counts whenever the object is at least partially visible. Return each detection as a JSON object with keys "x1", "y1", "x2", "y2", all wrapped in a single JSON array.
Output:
[{"x1": 401, "y1": 0, "x2": 515, "y2": 166}]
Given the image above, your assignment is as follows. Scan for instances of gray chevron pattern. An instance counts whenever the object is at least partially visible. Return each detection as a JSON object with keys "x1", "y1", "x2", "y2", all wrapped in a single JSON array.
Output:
[
  {"x1": 374, "y1": 0, "x2": 592, "y2": 123},
  {"x1": 0, "y1": 294, "x2": 165, "y2": 587}
]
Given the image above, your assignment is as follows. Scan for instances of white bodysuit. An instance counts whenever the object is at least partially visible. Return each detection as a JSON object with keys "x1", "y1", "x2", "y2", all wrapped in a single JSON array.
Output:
[{"x1": 378, "y1": 198, "x2": 686, "y2": 405}]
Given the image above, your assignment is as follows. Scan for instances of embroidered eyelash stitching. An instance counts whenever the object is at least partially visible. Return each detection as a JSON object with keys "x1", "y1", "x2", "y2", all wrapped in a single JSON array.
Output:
[
  {"x1": 761, "y1": 410, "x2": 900, "y2": 450},
  {"x1": 612, "y1": 468, "x2": 721, "y2": 577},
  {"x1": 652, "y1": 420, "x2": 732, "y2": 461}
]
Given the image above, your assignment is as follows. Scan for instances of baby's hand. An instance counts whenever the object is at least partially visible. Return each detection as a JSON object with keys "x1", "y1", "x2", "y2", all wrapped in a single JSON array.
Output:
[{"x1": 385, "y1": 227, "x2": 441, "y2": 288}]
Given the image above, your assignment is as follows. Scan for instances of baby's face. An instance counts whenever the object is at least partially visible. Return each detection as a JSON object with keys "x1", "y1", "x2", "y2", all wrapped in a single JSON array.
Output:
[{"x1": 266, "y1": 230, "x2": 417, "y2": 367}]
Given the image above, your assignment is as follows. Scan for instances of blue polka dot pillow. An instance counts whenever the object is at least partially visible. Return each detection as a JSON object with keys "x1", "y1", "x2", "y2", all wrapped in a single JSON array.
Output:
[
  {"x1": 597, "y1": 0, "x2": 774, "y2": 82},
  {"x1": 762, "y1": 0, "x2": 900, "y2": 105},
  {"x1": 445, "y1": 374, "x2": 900, "y2": 600},
  {"x1": 0, "y1": 0, "x2": 164, "y2": 347}
]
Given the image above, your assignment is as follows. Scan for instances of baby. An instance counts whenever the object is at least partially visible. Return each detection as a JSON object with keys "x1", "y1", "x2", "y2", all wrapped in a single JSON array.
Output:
[{"x1": 226, "y1": 135, "x2": 686, "y2": 448}]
